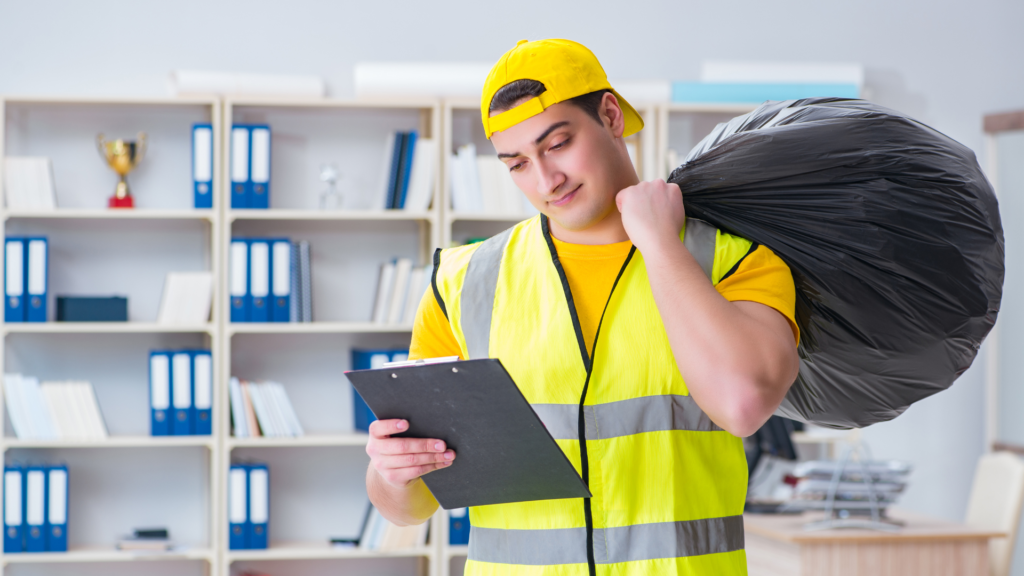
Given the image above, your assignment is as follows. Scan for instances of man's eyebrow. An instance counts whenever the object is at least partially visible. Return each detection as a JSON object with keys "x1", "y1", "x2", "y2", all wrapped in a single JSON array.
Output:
[{"x1": 496, "y1": 121, "x2": 572, "y2": 160}]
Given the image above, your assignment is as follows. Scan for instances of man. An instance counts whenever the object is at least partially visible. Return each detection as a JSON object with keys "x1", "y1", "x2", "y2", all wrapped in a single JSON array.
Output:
[{"x1": 366, "y1": 39, "x2": 800, "y2": 575}]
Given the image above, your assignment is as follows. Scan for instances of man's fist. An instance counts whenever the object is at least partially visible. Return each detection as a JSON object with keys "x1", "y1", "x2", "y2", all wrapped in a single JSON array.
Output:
[{"x1": 615, "y1": 179, "x2": 686, "y2": 255}]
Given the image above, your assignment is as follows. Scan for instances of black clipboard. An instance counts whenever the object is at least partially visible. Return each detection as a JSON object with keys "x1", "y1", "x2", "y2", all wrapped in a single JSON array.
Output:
[{"x1": 346, "y1": 358, "x2": 591, "y2": 509}]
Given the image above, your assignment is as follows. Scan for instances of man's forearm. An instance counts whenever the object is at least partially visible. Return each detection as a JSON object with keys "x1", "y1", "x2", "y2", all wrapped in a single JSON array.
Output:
[
  {"x1": 642, "y1": 238, "x2": 798, "y2": 437},
  {"x1": 367, "y1": 466, "x2": 439, "y2": 526}
]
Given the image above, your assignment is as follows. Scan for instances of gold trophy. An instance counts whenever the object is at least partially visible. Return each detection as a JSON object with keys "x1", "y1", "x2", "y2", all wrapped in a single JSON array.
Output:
[{"x1": 97, "y1": 133, "x2": 146, "y2": 208}]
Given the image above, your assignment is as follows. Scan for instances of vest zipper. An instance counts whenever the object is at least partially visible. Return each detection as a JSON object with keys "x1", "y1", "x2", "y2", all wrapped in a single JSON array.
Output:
[{"x1": 541, "y1": 215, "x2": 636, "y2": 576}]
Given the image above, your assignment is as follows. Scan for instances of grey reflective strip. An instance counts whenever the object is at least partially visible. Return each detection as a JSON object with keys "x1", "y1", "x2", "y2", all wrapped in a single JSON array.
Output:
[
  {"x1": 469, "y1": 516, "x2": 744, "y2": 565},
  {"x1": 683, "y1": 218, "x2": 718, "y2": 281},
  {"x1": 532, "y1": 395, "x2": 722, "y2": 441},
  {"x1": 460, "y1": 227, "x2": 514, "y2": 359}
]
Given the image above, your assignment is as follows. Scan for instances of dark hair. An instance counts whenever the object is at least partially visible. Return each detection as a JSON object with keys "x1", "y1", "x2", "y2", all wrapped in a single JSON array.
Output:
[{"x1": 488, "y1": 79, "x2": 612, "y2": 127}]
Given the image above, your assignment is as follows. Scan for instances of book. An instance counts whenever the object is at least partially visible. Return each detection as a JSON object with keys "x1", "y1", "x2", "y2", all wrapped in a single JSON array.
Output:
[
  {"x1": 403, "y1": 138, "x2": 437, "y2": 212},
  {"x1": 387, "y1": 258, "x2": 413, "y2": 325},
  {"x1": 4, "y1": 376, "x2": 107, "y2": 440},
  {"x1": 401, "y1": 265, "x2": 428, "y2": 325},
  {"x1": 3, "y1": 157, "x2": 56, "y2": 210},
  {"x1": 229, "y1": 377, "x2": 249, "y2": 437},
  {"x1": 157, "y1": 272, "x2": 213, "y2": 325},
  {"x1": 371, "y1": 261, "x2": 396, "y2": 324},
  {"x1": 298, "y1": 241, "x2": 312, "y2": 322}
]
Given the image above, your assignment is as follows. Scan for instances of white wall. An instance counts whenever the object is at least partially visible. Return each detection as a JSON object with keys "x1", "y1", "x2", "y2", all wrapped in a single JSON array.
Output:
[{"x1": 2, "y1": 0, "x2": 1022, "y2": 536}]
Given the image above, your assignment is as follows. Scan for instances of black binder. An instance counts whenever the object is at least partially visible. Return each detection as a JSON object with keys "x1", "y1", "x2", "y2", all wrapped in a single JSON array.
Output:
[{"x1": 346, "y1": 358, "x2": 591, "y2": 509}]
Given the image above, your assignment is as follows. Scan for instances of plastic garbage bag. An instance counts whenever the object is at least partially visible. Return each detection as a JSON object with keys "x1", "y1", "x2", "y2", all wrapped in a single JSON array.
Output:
[{"x1": 669, "y1": 98, "x2": 1004, "y2": 429}]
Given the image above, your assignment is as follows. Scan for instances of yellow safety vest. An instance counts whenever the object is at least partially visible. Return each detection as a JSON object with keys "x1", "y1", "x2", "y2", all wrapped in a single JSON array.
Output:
[{"x1": 432, "y1": 214, "x2": 754, "y2": 576}]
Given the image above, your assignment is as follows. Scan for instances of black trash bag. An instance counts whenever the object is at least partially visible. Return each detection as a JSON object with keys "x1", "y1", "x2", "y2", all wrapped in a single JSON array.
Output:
[{"x1": 668, "y1": 98, "x2": 1004, "y2": 429}]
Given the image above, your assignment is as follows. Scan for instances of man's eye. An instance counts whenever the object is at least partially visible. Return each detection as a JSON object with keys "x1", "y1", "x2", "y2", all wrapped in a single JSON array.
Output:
[
  {"x1": 509, "y1": 162, "x2": 524, "y2": 172},
  {"x1": 550, "y1": 138, "x2": 569, "y2": 151}
]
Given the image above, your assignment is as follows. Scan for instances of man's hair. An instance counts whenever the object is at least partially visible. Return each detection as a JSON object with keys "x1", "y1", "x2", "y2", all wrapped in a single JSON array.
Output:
[{"x1": 488, "y1": 79, "x2": 611, "y2": 127}]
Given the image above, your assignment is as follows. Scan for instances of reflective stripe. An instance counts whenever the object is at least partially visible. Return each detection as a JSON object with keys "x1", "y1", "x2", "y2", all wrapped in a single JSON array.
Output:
[
  {"x1": 469, "y1": 516, "x2": 744, "y2": 565},
  {"x1": 461, "y1": 227, "x2": 514, "y2": 359},
  {"x1": 531, "y1": 394, "x2": 722, "y2": 441},
  {"x1": 683, "y1": 218, "x2": 717, "y2": 281}
]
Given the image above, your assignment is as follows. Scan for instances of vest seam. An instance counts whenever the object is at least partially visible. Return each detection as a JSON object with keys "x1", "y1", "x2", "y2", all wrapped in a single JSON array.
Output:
[
  {"x1": 431, "y1": 247, "x2": 449, "y2": 321},
  {"x1": 718, "y1": 242, "x2": 759, "y2": 284},
  {"x1": 540, "y1": 214, "x2": 591, "y2": 370}
]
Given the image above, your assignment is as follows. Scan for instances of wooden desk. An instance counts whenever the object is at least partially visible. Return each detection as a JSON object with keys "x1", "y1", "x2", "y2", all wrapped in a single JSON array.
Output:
[{"x1": 744, "y1": 508, "x2": 1006, "y2": 576}]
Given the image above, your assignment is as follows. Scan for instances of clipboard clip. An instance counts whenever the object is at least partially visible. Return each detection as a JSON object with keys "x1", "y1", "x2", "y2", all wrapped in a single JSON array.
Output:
[{"x1": 382, "y1": 356, "x2": 460, "y2": 369}]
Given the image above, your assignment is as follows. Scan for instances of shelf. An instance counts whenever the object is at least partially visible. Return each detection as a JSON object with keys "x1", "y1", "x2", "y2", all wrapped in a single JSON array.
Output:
[
  {"x1": 1, "y1": 545, "x2": 213, "y2": 564},
  {"x1": 3, "y1": 322, "x2": 215, "y2": 334},
  {"x1": 446, "y1": 213, "x2": 529, "y2": 223},
  {"x1": 228, "y1": 322, "x2": 412, "y2": 335},
  {"x1": 229, "y1": 209, "x2": 435, "y2": 222},
  {"x1": 226, "y1": 542, "x2": 433, "y2": 562},
  {"x1": 4, "y1": 436, "x2": 215, "y2": 449},
  {"x1": 228, "y1": 433, "x2": 369, "y2": 449},
  {"x1": 3, "y1": 209, "x2": 216, "y2": 221}
]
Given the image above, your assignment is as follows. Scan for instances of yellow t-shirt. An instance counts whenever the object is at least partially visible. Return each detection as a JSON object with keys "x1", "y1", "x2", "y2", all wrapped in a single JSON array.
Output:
[{"x1": 409, "y1": 237, "x2": 799, "y2": 361}]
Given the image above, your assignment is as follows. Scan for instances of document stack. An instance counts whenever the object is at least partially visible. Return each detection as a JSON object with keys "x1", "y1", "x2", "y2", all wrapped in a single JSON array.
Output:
[
  {"x1": 228, "y1": 378, "x2": 304, "y2": 438},
  {"x1": 371, "y1": 259, "x2": 431, "y2": 325},
  {"x1": 230, "y1": 238, "x2": 309, "y2": 322},
  {"x1": 4, "y1": 374, "x2": 108, "y2": 440},
  {"x1": 192, "y1": 123, "x2": 214, "y2": 208},
  {"x1": 4, "y1": 237, "x2": 48, "y2": 322},
  {"x1": 3, "y1": 465, "x2": 68, "y2": 553},
  {"x1": 788, "y1": 459, "x2": 911, "y2": 512},
  {"x1": 449, "y1": 507, "x2": 470, "y2": 545},
  {"x1": 350, "y1": 349, "x2": 408, "y2": 433},
  {"x1": 359, "y1": 506, "x2": 429, "y2": 551},
  {"x1": 3, "y1": 157, "x2": 57, "y2": 210},
  {"x1": 149, "y1": 350, "x2": 213, "y2": 436},
  {"x1": 229, "y1": 124, "x2": 272, "y2": 209},
  {"x1": 376, "y1": 130, "x2": 437, "y2": 211},
  {"x1": 449, "y1": 143, "x2": 536, "y2": 217},
  {"x1": 228, "y1": 463, "x2": 270, "y2": 550}
]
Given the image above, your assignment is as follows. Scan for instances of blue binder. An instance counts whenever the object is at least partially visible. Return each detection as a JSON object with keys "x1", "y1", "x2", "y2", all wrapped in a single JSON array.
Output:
[
  {"x1": 449, "y1": 507, "x2": 470, "y2": 545},
  {"x1": 228, "y1": 464, "x2": 250, "y2": 549},
  {"x1": 230, "y1": 125, "x2": 251, "y2": 209},
  {"x1": 230, "y1": 239, "x2": 250, "y2": 323},
  {"x1": 249, "y1": 239, "x2": 270, "y2": 323},
  {"x1": 149, "y1": 351, "x2": 172, "y2": 436},
  {"x1": 192, "y1": 350, "x2": 213, "y2": 436},
  {"x1": 270, "y1": 239, "x2": 291, "y2": 322},
  {"x1": 350, "y1": 349, "x2": 409, "y2": 432},
  {"x1": 24, "y1": 466, "x2": 46, "y2": 552},
  {"x1": 248, "y1": 464, "x2": 269, "y2": 549},
  {"x1": 397, "y1": 131, "x2": 417, "y2": 209},
  {"x1": 249, "y1": 125, "x2": 271, "y2": 209},
  {"x1": 25, "y1": 238, "x2": 48, "y2": 323},
  {"x1": 5, "y1": 238, "x2": 25, "y2": 322},
  {"x1": 4, "y1": 465, "x2": 24, "y2": 552},
  {"x1": 192, "y1": 123, "x2": 214, "y2": 209},
  {"x1": 171, "y1": 351, "x2": 194, "y2": 435},
  {"x1": 45, "y1": 466, "x2": 67, "y2": 552}
]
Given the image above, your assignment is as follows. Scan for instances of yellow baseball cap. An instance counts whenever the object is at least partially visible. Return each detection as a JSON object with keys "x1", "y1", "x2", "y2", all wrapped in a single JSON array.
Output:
[{"x1": 481, "y1": 39, "x2": 644, "y2": 139}]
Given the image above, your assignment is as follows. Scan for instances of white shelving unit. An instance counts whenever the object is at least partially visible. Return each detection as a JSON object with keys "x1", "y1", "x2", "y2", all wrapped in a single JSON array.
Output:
[
  {"x1": 0, "y1": 95, "x2": 222, "y2": 576},
  {"x1": 0, "y1": 92, "x2": 760, "y2": 576}
]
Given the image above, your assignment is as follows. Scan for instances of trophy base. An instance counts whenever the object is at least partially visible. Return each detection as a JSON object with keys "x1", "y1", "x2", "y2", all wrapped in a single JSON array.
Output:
[{"x1": 108, "y1": 196, "x2": 134, "y2": 209}]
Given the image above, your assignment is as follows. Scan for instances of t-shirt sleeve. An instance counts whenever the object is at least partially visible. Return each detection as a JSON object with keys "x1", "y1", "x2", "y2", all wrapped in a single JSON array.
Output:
[
  {"x1": 408, "y1": 287, "x2": 465, "y2": 361},
  {"x1": 715, "y1": 244, "x2": 800, "y2": 345}
]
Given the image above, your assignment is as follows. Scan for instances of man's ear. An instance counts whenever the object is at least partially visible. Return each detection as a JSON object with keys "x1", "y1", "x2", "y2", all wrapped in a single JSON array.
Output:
[{"x1": 600, "y1": 92, "x2": 626, "y2": 138}]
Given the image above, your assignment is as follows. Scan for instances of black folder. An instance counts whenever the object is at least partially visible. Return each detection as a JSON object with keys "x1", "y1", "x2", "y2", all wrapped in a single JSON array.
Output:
[{"x1": 346, "y1": 358, "x2": 591, "y2": 509}]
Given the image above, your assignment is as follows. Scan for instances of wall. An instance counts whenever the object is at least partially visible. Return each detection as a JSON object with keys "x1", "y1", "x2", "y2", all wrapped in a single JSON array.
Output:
[{"x1": 1, "y1": 0, "x2": 1022, "y2": 541}]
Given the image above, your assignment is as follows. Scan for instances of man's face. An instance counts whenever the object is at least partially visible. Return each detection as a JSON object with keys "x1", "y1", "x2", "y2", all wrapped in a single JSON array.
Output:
[{"x1": 490, "y1": 98, "x2": 629, "y2": 232}]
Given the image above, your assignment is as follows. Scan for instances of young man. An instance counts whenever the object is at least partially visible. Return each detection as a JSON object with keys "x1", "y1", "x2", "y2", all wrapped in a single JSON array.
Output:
[{"x1": 366, "y1": 39, "x2": 800, "y2": 575}]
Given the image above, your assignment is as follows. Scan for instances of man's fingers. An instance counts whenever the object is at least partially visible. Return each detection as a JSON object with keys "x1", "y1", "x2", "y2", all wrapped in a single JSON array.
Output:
[
  {"x1": 374, "y1": 437, "x2": 448, "y2": 456},
  {"x1": 375, "y1": 451, "x2": 455, "y2": 471},
  {"x1": 368, "y1": 418, "x2": 409, "y2": 438},
  {"x1": 379, "y1": 461, "x2": 454, "y2": 487}
]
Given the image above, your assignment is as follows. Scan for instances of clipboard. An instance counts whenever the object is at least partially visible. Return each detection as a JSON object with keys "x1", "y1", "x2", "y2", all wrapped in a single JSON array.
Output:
[{"x1": 346, "y1": 358, "x2": 591, "y2": 509}]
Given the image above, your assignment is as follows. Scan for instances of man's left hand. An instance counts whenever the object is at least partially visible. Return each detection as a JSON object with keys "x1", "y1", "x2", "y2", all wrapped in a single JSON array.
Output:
[{"x1": 615, "y1": 179, "x2": 686, "y2": 255}]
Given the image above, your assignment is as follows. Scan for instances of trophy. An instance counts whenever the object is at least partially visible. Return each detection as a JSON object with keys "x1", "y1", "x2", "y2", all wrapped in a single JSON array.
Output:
[{"x1": 97, "y1": 133, "x2": 146, "y2": 208}]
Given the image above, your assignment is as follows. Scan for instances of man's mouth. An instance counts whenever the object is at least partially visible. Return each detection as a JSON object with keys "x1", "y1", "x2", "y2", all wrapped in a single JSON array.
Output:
[{"x1": 549, "y1": 185, "x2": 581, "y2": 207}]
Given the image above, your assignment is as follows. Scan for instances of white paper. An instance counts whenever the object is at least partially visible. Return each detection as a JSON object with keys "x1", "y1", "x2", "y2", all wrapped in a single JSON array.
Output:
[{"x1": 150, "y1": 354, "x2": 170, "y2": 410}]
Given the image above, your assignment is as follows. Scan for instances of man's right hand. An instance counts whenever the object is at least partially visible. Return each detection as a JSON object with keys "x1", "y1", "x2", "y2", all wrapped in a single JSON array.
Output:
[{"x1": 366, "y1": 419, "x2": 455, "y2": 488}]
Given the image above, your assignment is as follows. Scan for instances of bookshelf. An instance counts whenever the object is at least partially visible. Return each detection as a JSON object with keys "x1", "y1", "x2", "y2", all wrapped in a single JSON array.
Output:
[
  {"x1": 0, "y1": 91, "x2": 758, "y2": 576},
  {"x1": 0, "y1": 96, "x2": 221, "y2": 576}
]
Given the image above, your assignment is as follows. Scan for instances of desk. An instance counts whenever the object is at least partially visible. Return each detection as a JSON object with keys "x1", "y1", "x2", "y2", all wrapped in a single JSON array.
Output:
[{"x1": 744, "y1": 508, "x2": 1006, "y2": 576}]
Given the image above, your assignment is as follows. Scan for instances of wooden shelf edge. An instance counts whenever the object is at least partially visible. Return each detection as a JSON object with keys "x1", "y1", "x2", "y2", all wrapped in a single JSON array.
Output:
[
  {"x1": 229, "y1": 209, "x2": 435, "y2": 222},
  {"x1": 3, "y1": 323, "x2": 215, "y2": 334},
  {"x1": 1, "y1": 546, "x2": 213, "y2": 563},
  {"x1": 227, "y1": 434, "x2": 369, "y2": 448},
  {"x1": 3, "y1": 436, "x2": 214, "y2": 449}
]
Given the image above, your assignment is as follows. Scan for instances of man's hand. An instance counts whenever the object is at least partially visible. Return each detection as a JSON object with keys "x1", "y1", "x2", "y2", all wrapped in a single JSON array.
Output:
[
  {"x1": 615, "y1": 180, "x2": 686, "y2": 254},
  {"x1": 366, "y1": 419, "x2": 455, "y2": 488}
]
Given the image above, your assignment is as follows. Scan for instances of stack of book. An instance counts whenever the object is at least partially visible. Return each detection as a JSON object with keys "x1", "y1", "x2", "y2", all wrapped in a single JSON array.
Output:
[
  {"x1": 449, "y1": 143, "x2": 536, "y2": 217},
  {"x1": 350, "y1": 349, "x2": 409, "y2": 433},
  {"x1": 376, "y1": 131, "x2": 437, "y2": 211},
  {"x1": 230, "y1": 238, "x2": 312, "y2": 323},
  {"x1": 4, "y1": 374, "x2": 107, "y2": 440},
  {"x1": 371, "y1": 259, "x2": 431, "y2": 325},
  {"x1": 229, "y1": 124, "x2": 272, "y2": 209},
  {"x1": 228, "y1": 463, "x2": 270, "y2": 549},
  {"x1": 229, "y1": 378, "x2": 305, "y2": 438},
  {"x1": 359, "y1": 506, "x2": 429, "y2": 551},
  {"x1": 3, "y1": 465, "x2": 68, "y2": 553},
  {"x1": 4, "y1": 237, "x2": 48, "y2": 323},
  {"x1": 789, "y1": 460, "x2": 911, "y2": 511},
  {"x1": 149, "y1": 350, "x2": 213, "y2": 436}
]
